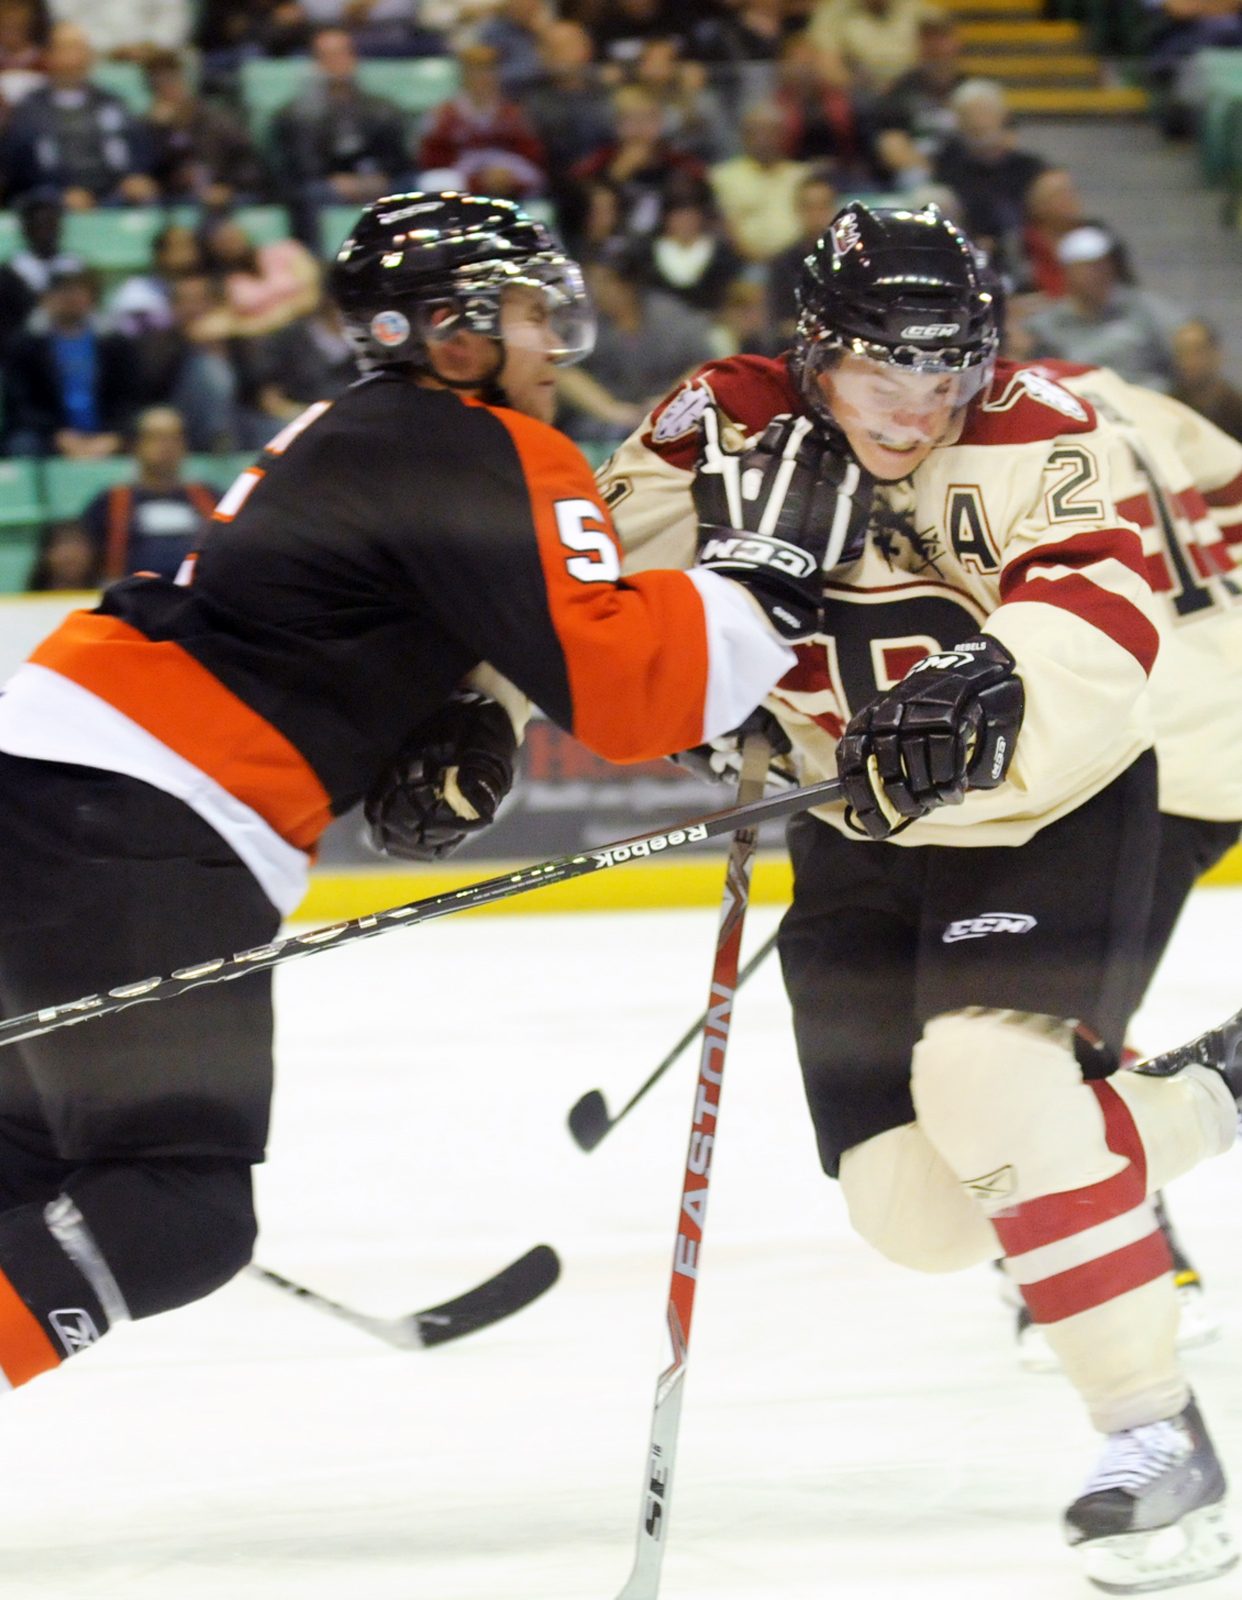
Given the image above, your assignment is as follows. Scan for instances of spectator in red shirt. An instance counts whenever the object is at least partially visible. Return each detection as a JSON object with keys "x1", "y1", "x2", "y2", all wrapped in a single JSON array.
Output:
[
  {"x1": 570, "y1": 82, "x2": 705, "y2": 236},
  {"x1": 417, "y1": 42, "x2": 547, "y2": 199},
  {"x1": 1019, "y1": 166, "x2": 1086, "y2": 298},
  {"x1": 774, "y1": 31, "x2": 875, "y2": 184}
]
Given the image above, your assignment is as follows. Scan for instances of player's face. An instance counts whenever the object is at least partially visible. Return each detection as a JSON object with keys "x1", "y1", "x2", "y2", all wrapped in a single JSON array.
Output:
[
  {"x1": 498, "y1": 286, "x2": 561, "y2": 425},
  {"x1": 819, "y1": 352, "x2": 963, "y2": 480}
]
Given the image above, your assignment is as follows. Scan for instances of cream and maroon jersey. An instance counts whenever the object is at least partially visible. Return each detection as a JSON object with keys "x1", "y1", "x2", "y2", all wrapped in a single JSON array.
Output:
[
  {"x1": 1029, "y1": 361, "x2": 1242, "y2": 823},
  {"x1": 601, "y1": 355, "x2": 1160, "y2": 848}
]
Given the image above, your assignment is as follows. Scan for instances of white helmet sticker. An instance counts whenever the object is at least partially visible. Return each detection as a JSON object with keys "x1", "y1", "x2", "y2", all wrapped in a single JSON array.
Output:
[
  {"x1": 653, "y1": 380, "x2": 713, "y2": 442},
  {"x1": 831, "y1": 213, "x2": 863, "y2": 258},
  {"x1": 370, "y1": 309, "x2": 411, "y2": 347}
]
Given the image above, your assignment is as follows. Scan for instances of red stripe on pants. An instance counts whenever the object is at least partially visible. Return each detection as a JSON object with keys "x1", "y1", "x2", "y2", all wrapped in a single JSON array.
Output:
[
  {"x1": 1021, "y1": 1231, "x2": 1172, "y2": 1323},
  {"x1": 993, "y1": 1081, "x2": 1170, "y2": 1325}
]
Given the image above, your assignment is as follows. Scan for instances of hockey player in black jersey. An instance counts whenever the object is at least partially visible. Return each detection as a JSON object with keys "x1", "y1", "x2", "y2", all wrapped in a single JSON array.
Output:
[
  {"x1": 602, "y1": 202, "x2": 1242, "y2": 1592},
  {"x1": 0, "y1": 195, "x2": 862, "y2": 1454}
]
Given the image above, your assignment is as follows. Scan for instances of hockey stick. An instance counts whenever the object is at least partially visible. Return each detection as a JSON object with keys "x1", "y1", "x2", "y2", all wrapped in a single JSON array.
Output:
[
  {"x1": 0, "y1": 774, "x2": 843, "y2": 1053},
  {"x1": 567, "y1": 928, "x2": 780, "y2": 1151},
  {"x1": 614, "y1": 734, "x2": 770, "y2": 1600},
  {"x1": 247, "y1": 1244, "x2": 560, "y2": 1350}
]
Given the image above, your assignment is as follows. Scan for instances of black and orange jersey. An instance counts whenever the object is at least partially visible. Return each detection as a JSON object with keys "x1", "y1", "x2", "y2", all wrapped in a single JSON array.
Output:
[{"x1": 0, "y1": 373, "x2": 792, "y2": 909}]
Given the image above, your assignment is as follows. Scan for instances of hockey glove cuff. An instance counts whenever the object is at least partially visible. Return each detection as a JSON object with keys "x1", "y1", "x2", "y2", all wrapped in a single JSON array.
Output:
[
  {"x1": 692, "y1": 409, "x2": 872, "y2": 641},
  {"x1": 836, "y1": 635, "x2": 1024, "y2": 841},
  {"x1": 667, "y1": 706, "x2": 797, "y2": 789}
]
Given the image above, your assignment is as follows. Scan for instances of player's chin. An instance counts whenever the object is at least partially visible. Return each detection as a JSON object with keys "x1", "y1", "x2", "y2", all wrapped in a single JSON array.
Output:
[
  {"x1": 855, "y1": 435, "x2": 936, "y2": 479},
  {"x1": 515, "y1": 380, "x2": 558, "y2": 424}
]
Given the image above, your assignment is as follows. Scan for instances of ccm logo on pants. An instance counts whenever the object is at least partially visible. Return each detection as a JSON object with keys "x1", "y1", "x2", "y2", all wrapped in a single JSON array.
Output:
[{"x1": 942, "y1": 913, "x2": 1037, "y2": 944}]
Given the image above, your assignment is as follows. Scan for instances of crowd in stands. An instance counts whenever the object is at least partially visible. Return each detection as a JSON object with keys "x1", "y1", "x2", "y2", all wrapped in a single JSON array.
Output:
[{"x1": 0, "y1": 0, "x2": 1237, "y2": 591}]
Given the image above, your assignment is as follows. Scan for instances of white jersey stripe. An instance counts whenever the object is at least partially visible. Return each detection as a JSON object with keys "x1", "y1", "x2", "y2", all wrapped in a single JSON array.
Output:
[
  {"x1": 0, "y1": 664, "x2": 309, "y2": 914},
  {"x1": 685, "y1": 567, "x2": 796, "y2": 742}
]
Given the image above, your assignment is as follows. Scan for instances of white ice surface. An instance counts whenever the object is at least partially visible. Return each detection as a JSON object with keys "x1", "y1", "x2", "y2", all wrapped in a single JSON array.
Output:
[{"x1": 5, "y1": 889, "x2": 1242, "y2": 1600}]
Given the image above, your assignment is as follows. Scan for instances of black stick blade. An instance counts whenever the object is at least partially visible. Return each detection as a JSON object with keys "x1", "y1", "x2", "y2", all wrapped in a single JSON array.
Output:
[
  {"x1": 412, "y1": 1244, "x2": 561, "y2": 1347},
  {"x1": 567, "y1": 1090, "x2": 613, "y2": 1151}
]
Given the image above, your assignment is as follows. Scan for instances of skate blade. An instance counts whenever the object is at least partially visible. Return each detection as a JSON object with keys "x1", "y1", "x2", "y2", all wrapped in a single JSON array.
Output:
[
  {"x1": 1175, "y1": 1285, "x2": 1222, "y2": 1351},
  {"x1": 1080, "y1": 1503, "x2": 1238, "y2": 1594}
]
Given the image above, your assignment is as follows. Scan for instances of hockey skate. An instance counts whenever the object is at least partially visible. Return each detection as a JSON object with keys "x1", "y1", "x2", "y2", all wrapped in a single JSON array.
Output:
[
  {"x1": 1065, "y1": 1397, "x2": 1237, "y2": 1593},
  {"x1": 997, "y1": 1194, "x2": 1220, "y2": 1374},
  {"x1": 1133, "y1": 1015, "x2": 1242, "y2": 1117}
]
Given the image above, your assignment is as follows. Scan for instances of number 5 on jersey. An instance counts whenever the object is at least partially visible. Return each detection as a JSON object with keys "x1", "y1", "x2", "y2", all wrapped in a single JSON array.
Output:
[{"x1": 555, "y1": 498, "x2": 621, "y2": 583}]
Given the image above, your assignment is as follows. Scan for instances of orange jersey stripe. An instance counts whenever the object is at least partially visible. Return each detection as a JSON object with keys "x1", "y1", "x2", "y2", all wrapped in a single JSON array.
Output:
[
  {"x1": 31, "y1": 613, "x2": 332, "y2": 850},
  {"x1": 495, "y1": 409, "x2": 709, "y2": 762},
  {"x1": 0, "y1": 1271, "x2": 61, "y2": 1387}
]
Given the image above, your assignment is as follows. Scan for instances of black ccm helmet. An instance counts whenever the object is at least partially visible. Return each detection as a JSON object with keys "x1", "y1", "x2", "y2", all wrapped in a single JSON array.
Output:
[
  {"x1": 330, "y1": 191, "x2": 594, "y2": 374},
  {"x1": 793, "y1": 201, "x2": 998, "y2": 423}
]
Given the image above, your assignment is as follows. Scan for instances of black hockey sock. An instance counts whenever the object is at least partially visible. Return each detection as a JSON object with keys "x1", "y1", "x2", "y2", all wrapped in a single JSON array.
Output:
[{"x1": 0, "y1": 1198, "x2": 118, "y2": 1388}]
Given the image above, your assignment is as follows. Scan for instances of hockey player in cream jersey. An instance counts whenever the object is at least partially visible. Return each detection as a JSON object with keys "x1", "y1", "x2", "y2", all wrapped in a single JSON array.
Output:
[
  {"x1": 600, "y1": 204, "x2": 1242, "y2": 1592},
  {"x1": 1004, "y1": 360, "x2": 1242, "y2": 1370}
]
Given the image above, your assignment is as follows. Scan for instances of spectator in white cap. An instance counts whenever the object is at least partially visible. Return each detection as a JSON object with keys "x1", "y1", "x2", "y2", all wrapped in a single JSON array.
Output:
[{"x1": 1023, "y1": 220, "x2": 1193, "y2": 392}]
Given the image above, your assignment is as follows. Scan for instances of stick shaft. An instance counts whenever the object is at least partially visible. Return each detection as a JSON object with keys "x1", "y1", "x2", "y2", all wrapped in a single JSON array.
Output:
[
  {"x1": 615, "y1": 737, "x2": 769, "y2": 1599},
  {"x1": 0, "y1": 775, "x2": 841, "y2": 1053}
]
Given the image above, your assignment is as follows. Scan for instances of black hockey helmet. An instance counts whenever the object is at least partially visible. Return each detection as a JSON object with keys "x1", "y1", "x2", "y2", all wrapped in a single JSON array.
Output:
[
  {"x1": 793, "y1": 202, "x2": 998, "y2": 421},
  {"x1": 330, "y1": 191, "x2": 594, "y2": 372}
]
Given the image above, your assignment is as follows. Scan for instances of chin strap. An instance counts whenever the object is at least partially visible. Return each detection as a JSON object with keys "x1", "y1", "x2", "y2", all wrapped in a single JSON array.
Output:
[
  {"x1": 426, "y1": 339, "x2": 508, "y2": 406},
  {"x1": 367, "y1": 340, "x2": 509, "y2": 407}
]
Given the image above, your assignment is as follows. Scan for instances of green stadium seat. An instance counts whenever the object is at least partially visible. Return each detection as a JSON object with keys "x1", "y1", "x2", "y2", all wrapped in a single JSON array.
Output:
[
  {"x1": 239, "y1": 59, "x2": 313, "y2": 142},
  {"x1": 356, "y1": 57, "x2": 459, "y2": 117},
  {"x1": 0, "y1": 527, "x2": 38, "y2": 591},
  {"x1": 186, "y1": 452, "x2": 259, "y2": 493},
  {"x1": 319, "y1": 205, "x2": 359, "y2": 259},
  {"x1": 40, "y1": 458, "x2": 135, "y2": 522},
  {"x1": 577, "y1": 441, "x2": 615, "y2": 471},
  {"x1": 521, "y1": 198, "x2": 559, "y2": 234},
  {"x1": 91, "y1": 61, "x2": 150, "y2": 115},
  {"x1": 1196, "y1": 50, "x2": 1242, "y2": 183},
  {"x1": 0, "y1": 458, "x2": 43, "y2": 526},
  {"x1": 242, "y1": 55, "x2": 459, "y2": 144},
  {"x1": 230, "y1": 205, "x2": 293, "y2": 248},
  {"x1": 0, "y1": 459, "x2": 49, "y2": 593},
  {"x1": 55, "y1": 205, "x2": 292, "y2": 279},
  {"x1": 61, "y1": 209, "x2": 167, "y2": 274},
  {"x1": 0, "y1": 212, "x2": 22, "y2": 264},
  {"x1": 40, "y1": 455, "x2": 260, "y2": 524}
]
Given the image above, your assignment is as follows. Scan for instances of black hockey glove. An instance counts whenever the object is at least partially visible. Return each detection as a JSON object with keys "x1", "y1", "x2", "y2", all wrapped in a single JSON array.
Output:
[
  {"x1": 836, "y1": 636, "x2": 1024, "y2": 841},
  {"x1": 692, "y1": 409, "x2": 872, "y2": 641},
  {"x1": 364, "y1": 692, "x2": 517, "y2": 862},
  {"x1": 667, "y1": 707, "x2": 797, "y2": 790}
]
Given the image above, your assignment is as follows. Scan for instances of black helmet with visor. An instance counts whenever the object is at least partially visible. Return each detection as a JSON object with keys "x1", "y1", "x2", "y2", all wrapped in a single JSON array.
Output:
[
  {"x1": 793, "y1": 202, "x2": 998, "y2": 431},
  {"x1": 330, "y1": 191, "x2": 594, "y2": 375}
]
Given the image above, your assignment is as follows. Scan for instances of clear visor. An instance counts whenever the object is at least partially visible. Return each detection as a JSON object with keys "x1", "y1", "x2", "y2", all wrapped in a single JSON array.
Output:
[
  {"x1": 420, "y1": 255, "x2": 596, "y2": 368},
  {"x1": 812, "y1": 347, "x2": 993, "y2": 446},
  {"x1": 506, "y1": 257, "x2": 596, "y2": 367}
]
